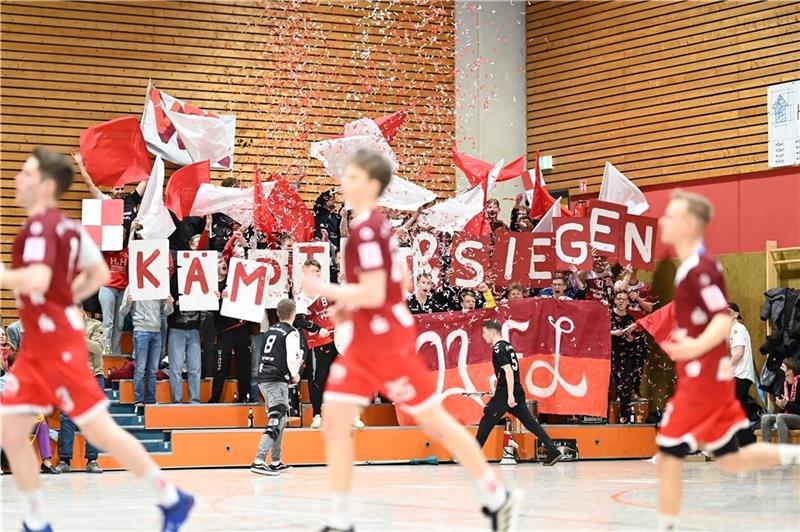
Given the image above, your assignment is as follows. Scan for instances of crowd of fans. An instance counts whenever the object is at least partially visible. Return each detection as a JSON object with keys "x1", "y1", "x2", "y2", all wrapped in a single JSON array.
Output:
[{"x1": 1, "y1": 159, "x2": 797, "y2": 473}]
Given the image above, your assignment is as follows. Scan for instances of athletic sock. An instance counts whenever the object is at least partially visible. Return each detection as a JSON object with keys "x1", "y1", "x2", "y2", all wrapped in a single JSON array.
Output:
[
  {"x1": 22, "y1": 490, "x2": 48, "y2": 531},
  {"x1": 476, "y1": 469, "x2": 507, "y2": 512},
  {"x1": 657, "y1": 514, "x2": 677, "y2": 531},
  {"x1": 778, "y1": 444, "x2": 800, "y2": 466},
  {"x1": 144, "y1": 467, "x2": 179, "y2": 507},
  {"x1": 328, "y1": 492, "x2": 353, "y2": 530}
]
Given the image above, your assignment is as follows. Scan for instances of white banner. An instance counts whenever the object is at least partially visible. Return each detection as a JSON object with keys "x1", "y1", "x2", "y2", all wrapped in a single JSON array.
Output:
[
  {"x1": 292, "y1": 242, "x2": 331, "y2": 292},
  {"x1": 249, "y1": 249, "x2": 290, "y2": 308},
  {"x1": 220, "y1": 258, "x2": 268, "y2": 323}
]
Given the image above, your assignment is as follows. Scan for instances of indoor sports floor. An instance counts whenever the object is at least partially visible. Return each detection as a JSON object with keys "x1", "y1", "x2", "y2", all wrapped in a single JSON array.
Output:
[{"x1": 2, "y1": 460, "x2": 799, "y2": 530}]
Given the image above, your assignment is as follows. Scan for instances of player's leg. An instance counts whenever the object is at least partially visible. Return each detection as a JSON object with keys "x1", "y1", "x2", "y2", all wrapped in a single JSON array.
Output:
[
  {"x1": 656, "y1": 447, "x2": 686, "y2": 531},
  {"x1": 251, "y1": 383, "x2": 288, "y2": 475},
  {"x1": 475, "y1": 395, "x2": 507, "y2": 448},
  {"x1": 1, "y1": 413, "x2": 49, "y2": 530},
  {"x1": 411, "y1": 403, "x2": 521, "y2": 531},
  {"x1": 321, "y1": 399, "x2": 362, "y2": 531},
  {"x1": 509, "y1": 397, "x2": 562, "y2": 464},
  {"x1": 714, "y1": 441, "x2": 800, "y2": 473}
]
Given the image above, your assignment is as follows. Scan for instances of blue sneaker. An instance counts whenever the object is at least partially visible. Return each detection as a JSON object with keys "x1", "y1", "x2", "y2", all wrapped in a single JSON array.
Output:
[
  {"x1": 159, "y1": 489, "x2": 195, "y2": 532},
  {"x1": 22, "y1": 523, "x2": 53, "y2": 532}
]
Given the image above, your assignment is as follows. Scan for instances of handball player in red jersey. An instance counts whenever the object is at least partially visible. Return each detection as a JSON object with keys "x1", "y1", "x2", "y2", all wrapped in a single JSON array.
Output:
[
  {"x1": 655, "y1": 189, "x2": 799, "y2": 531},
  {"x1": 0, "y1": 148, "x2": 194, "y2": 532},
  {"x1": 302, "y1": 149, "x2": 521, "y2": 532}
]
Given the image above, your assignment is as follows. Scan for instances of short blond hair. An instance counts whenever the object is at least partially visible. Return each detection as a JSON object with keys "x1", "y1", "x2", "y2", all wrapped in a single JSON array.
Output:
[{"x1": 671, "y1": 189, "x2": 714, "y2": 226}]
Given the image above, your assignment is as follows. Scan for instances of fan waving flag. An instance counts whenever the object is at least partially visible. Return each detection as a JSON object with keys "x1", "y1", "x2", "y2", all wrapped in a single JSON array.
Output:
[
  {"x1": 164, "y1": 160, "x2": 211, "y2": 220},
  {"x1": 528, "y1": 152, "x2": 572, "y2": 219},
  {"x1": 80, "y1": 116, "x2": 152, "y2": 186},
  {"x1": 636, "y1": 302, "x2": 675, "y2": 348},
  {"x1": 310, "y1": 118, "x2": 398, "y2": 180},
  {"x1": 373, "y1": 109, "x2": 408, "y2": 144},
  {"x1": 141, "y1": 81, "x2": 235, "y2": 170},
  {"x1": 261, "y1": 175, "x2": 315, "y2": 242},
  {"x1": 599, "y1": 161, "x2": 649, "y2": 215},
  {"x1": 452, "y1": 145, "x2": 525, "y2": 187},
  {"x1": 136, "y1": 156, "x2": 176, "y2": 240}
]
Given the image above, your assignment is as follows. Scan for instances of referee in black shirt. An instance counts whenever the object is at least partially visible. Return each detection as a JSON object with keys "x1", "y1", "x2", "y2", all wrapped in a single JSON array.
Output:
[{"x1": 476, "y1": 319, "x2": 563, "y2": 466}]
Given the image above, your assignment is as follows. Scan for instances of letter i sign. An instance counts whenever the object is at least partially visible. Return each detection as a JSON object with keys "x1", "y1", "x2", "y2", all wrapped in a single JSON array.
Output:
[{"x1": 81, "y1": 199, "x2": 124, "y2": 251}]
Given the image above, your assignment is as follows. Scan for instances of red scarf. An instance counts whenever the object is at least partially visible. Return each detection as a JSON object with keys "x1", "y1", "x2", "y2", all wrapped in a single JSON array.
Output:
[{"x1": 784, "y1": 375, "x2": 799, "y2": 409}]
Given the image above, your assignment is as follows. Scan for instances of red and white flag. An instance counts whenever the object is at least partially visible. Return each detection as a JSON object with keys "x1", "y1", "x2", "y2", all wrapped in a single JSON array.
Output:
[
  {"x1": 81, "y1": 199, "x2": 124, "y2": 251},
  {"x1": 599, "y1": 161, "x2": 649, "y2": 215},
  {"x1": 420, "y1": 160, "x2": 503, "y2": 233},
  {"x1": 190, "y1": 182, "x2": 274, "y2": 228},
  {"x1": 532, "y1": 197, "x2": 563, "y2": 233},
  {"x1": 141, "y1": 82, "x2": 236, "y2": 170}
]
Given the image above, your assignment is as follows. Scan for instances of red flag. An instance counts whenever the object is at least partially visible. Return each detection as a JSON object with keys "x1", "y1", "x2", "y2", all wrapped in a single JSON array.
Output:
[
  {"x1": 529, "y1": 152, "x2": 572, "y2": 219},
  {"x1": 79, "y1": 116, "x2": 152, "y2": 186},
  {"x1": 462, "y1": 212, "x2": 492, "y2": 237},
  {"x1": 164, "y1": 161, "x2": 210, "y2": 220},
  {"x1": 636, "y1": 302, "x2": 675, "y2": 348},
  {"x1": 452, "y1": 145, "x2": 525, "y2": 188},
  {"x1": 373, "y1": 109, "x2": 408, "y2": 143},
  {"x1": 260, "y1": 175, "x2": 314, "y2": 242}
]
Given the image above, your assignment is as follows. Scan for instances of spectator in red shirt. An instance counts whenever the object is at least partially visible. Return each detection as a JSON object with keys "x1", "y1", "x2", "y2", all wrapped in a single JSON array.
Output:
[{"x1": 98, "y1": 227, "x2": 130, "y2": 354}]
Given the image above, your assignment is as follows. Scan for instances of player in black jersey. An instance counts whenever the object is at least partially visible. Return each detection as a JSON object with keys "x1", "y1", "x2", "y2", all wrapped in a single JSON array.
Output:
[
  {"x1": 250, "y1": 299, "x2": 303, "y2": 476},
  {"x1": 477, "y1": 320, "x2": 563, "y2": 466}
]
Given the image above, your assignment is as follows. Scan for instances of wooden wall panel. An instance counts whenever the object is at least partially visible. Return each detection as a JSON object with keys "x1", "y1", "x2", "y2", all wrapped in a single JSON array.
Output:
[
  {"x1": 0, "y1": 0, "x2": 455, "y2": 322},
  {"x1": 526, "y1": 0, "x2": 800, "y2": 194}
]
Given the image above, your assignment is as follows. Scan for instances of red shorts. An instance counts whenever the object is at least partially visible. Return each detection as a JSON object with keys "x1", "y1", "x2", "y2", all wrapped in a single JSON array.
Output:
[
  {"x1": 656, "y1": 394, "x2": 749, "y2": 453},
  {"x1": 0, "y1": 336, "x2": 108, "y2": 425},
  {"x1": 324, "y1": 346, "x2": 439, "y2": 415}
]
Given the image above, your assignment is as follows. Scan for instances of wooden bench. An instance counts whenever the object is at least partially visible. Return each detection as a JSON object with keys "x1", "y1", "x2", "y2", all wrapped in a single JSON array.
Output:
[{"x1": 753, "y1": 429, "x2": 800, "y2": 445}]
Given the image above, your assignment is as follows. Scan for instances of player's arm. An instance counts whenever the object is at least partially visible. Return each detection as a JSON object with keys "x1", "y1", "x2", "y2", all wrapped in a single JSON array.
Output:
[
  {"x1": 286, "y1": 331, "x2": 302, "y2": 383},
  {"x1": 0, "y1": 263, "x2": 53, "y2": 294},
  {"x1": 730, "y1": 345, "x2": 744, "y2": 367},
  {"x1": 502, "y1": 364, "x2": 516, "y2": 408},
  {"x1": 72, "y1": 261, "x2": 110, "y2": 302},
  {"x1": 665, "y1": 312, "x2": 734, "y2": 361}
]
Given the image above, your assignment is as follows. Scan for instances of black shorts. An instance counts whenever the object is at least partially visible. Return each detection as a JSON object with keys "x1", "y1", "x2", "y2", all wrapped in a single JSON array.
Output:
[{"x1": 658, "y1": 433, "x2": 740, "y2": 460}]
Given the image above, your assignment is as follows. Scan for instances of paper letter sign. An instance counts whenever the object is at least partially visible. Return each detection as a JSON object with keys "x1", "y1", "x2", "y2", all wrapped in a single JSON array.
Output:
[
  {"x1": 621, "y1": 214, "x2": 657, "y2": 270},
  {"x1": 588, "y1": 200, "x2": 626, "y2": 258},
  {"x1": 449, "y1": 235, "x2": 490, "y2": 289},
  {"x1": 492, "y1": 231, "x2": 533, "y2": 287},
  {"x1": 129, "y1": 239, "x2": 169, "y2": 300},
  {"x1": 221, "y1": 258, "x2": 268, "y2": 323},
  {"x1": 412, "y1": 232, "x2": 442, "y2": 287},
  {"x1": 250, "y1": 249, "x2": 290, "y2": 308},
  {"x1": 554, "y1": 218, "x2": 591, "y2": 270},
  {"x1": 177, "y1": 250, "x2": 218, "y2": 311},
  {"x1": 529, "y1": 233, "x2": 555, "y2": 288},
  {"x1": 292, "y1": 242, "x2": 330, "y2": 291}
]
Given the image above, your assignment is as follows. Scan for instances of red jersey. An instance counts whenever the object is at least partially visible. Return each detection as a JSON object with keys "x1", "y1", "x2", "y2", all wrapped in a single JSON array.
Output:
[
  {"x1": 11, "y1": 208, "x2": 103, "y2": 353},
  {"x1": 343, "y1": 210, "x2": 415, "y2": 357},
  {"x1": 585, "y1": 269, "x2": 613, "y2": 304},
  {"x1": 298, "y1": 294, "x2": 335, "y2": 349},
  {"x1": 103, "y1": 248, "x2": 129, "y2": 291}
]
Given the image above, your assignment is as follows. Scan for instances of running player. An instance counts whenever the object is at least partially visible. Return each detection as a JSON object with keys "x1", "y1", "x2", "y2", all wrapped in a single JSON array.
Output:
[
  {"x1": 302, "y1": 149, "x2": 521, "y2": 532},
  {"x1": 477, "y1": 319, "x2": 562, "y2": 466},
  {"x1": 0, "y1": 148, "x2": 194, "y2": 532},
  {"x1": 656, "y1": 189, "x2": 799, "y2": 531}
]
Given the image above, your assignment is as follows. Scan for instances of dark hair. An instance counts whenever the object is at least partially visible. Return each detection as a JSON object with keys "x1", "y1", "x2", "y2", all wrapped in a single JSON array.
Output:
[
  {"x1": 483, "y1": 319, "x2": 502, "y2": 332},
  {"x1": 348, "y1": 149, "x2": 393, "y2": 195},
  {"x1": 485, "y1": 198, "x2": 500, "y2": 208},
  {"x1": 304, "y1": 259, "x2": 321, "y2": 269},
  {"x1": 279, "y1": 233, "x2": 295, "y2": 246},
  {"x1": 32, "y1": 147, "x2": 74, "y2": 197},
  {"x1": 782, "y1": 357, "x2": 800, "y2": 374},
  {"x1": 276, "y1": 298, "x2": 296, "y2": 321},
  {"x1": 728, "y1": 302, "x2": 742, "y2": 320},
  {"x1": 220, "y1": 177, "x2": 238, "y2": 188},
  {"x1": 416, "y1": 272, "x2": 433, "y2": 282}
]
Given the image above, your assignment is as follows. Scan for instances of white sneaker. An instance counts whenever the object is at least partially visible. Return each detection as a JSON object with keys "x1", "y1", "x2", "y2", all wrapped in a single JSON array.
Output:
[
  {"x1": 310, "y1": 414, "x2": 322, "y2": 428},
  {"x1": 353, "y1": 417, "x2": 365, "y2": 429}
]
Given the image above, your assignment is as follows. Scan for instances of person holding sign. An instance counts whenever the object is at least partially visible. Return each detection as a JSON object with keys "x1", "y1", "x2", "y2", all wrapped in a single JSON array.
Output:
[
  {"x1": 477, "y1": 320, "x2": 563, "y2": 466},
  {"x1": 302, "y1": 150, "x2": 521, "y2": 532}
]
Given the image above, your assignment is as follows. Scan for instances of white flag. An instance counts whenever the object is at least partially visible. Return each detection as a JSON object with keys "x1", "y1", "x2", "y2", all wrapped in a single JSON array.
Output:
[
  {"x1": 378, "y1": 176, "x2": 436, "y2": 211},
  {"x1": 310, "y1": 118, "x2": 398, "y2": 180},
  {"x1": 532, "y1": 197, "x2": 562, "y2": 233},
  {"x1": 190, "y1": 182, "x2": 274, "y2": 228},
  {"x1": 419, "y1": 160, "x2": 503, "y2": 232},
  {"x1": 136, "y1": 156, "x2": 176, "y2": 240},
  {"x1": 141, "y1": 82, "x2": 236, "y2": 170},
  {"x1": 599, "y1": 162, "x2": 649, "y2": 215}
]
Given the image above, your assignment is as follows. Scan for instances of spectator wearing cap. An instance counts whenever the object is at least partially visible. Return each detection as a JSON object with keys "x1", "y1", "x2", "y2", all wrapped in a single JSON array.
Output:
[{"x1": 728, "y1": 302, "x2": 756, "y2": 416}]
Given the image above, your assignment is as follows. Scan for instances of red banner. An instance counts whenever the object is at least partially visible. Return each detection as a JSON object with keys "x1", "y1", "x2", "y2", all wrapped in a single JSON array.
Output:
[{"x1": 397, "y1": 299, "x2": 611, "y2": 425}]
